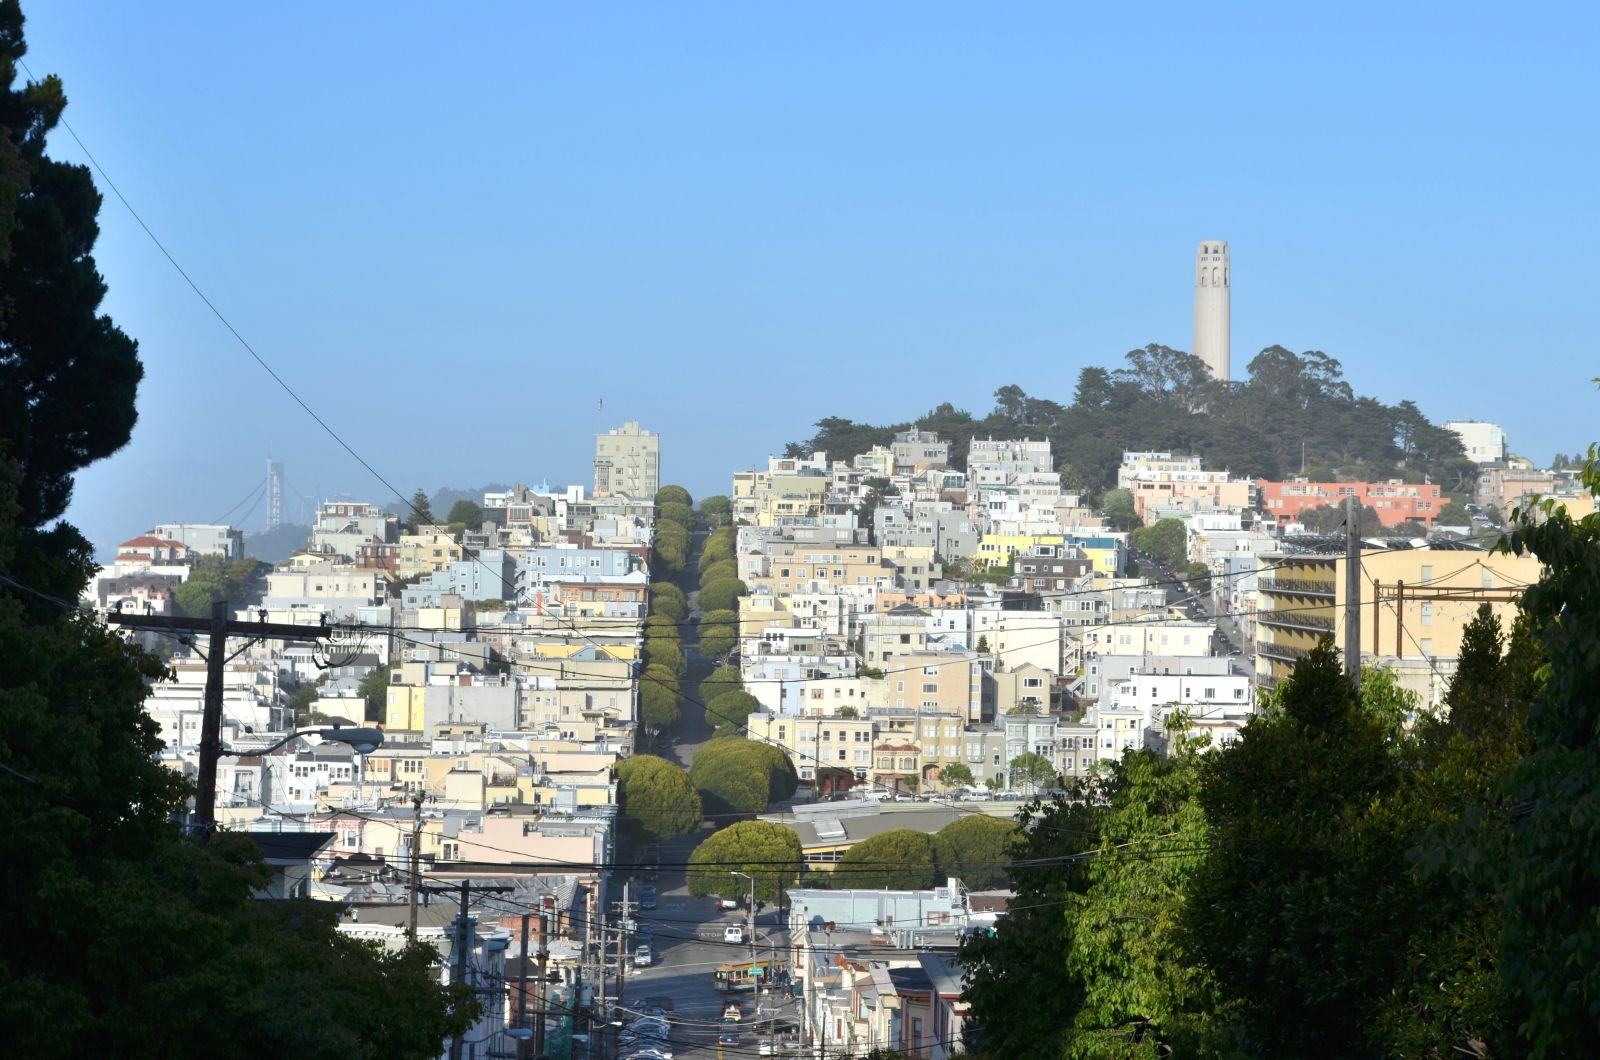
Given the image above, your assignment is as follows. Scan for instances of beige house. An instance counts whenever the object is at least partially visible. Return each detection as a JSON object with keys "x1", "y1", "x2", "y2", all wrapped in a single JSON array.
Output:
[
  {"x1": 746, "y1": 542, "x2": 894, "y2": 599},
  {"x1": 593, "y1": 420, "x2": 660, "y2": 500},
  {"x1": 880, "y1": 544, "x2": 939, "y2": 592},
  {"x1": 865, "y1": 650, "x2": 981, "y2": 722},
  {"x1": 986, "y1": 661, "x2": 1054, "y2": 717}
]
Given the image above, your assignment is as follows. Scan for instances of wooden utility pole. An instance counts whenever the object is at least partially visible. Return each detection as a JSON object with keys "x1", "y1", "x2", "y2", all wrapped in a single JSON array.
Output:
[
  {"x1": 519, "y1": 912, "x2": 532, "y2": 1033},
  {"x1": 614, "y1": 880, "x2": 634, "y2": 1060},
  {"x1": 535, "y1": 899, "x2": 551, "y2": 1058},
  {"x1": 107, "y1": 602, "x2": 331, "y2": 836},
  {"x1": 1344, "y1": 495, "x2": 1362, "y2": 689},
  {"x1": 422, "y1": 880, "x2": 513, "y2": 1060},
  {"x1": 407, "y1": 793, "x2": 424, "y2": 941}
]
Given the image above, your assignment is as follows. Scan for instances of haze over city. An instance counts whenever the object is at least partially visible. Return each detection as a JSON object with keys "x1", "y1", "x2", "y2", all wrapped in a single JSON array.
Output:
[
  {"x1": 18, "y1": 2, "x2": 1595, "y2": 555},
  {"x1": 12, "y1": 2, "x2": 1600, "y2": 1057}
]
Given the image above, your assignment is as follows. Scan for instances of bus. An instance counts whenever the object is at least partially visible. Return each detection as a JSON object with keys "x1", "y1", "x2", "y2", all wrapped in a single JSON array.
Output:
[{"x1": 713, "y1": 960, "x2": 772, "y2": 993}]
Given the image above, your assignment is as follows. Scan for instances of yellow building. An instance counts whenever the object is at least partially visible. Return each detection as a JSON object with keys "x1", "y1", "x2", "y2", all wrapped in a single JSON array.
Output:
[
  {"x1": 397, "y1": 528, "x2": 464, "y2": 578},
  {"x1": 973, "y1": 533, "x2": 1059, "y2": 570},
  {"x1": 747, "y1": 712, "x2": 875, "y2": 785},
  {"x1": 1255, "y1": 546, "x2": 1543, "y2": 689},
  {"x1": 385, "y1": 683, "x2": 427, "y2": 731}
]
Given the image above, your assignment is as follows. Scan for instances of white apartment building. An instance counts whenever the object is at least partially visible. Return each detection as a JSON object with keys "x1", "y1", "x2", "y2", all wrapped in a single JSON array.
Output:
[
  {"x1": 1081, "y1": 619, "x2": 1217, "y2": 659},
  {"x1": 151, "y1": 522, "x2": 245, "y2": 560},
  {"x1": 1443, "y1": 420, "x2": 1509, "y2": 465}
]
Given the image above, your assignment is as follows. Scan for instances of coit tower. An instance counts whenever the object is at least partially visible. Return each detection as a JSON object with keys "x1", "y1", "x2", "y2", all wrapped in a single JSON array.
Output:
[{"x1": 1194, "y1": 240, "x2": 1230, "y2": 381}]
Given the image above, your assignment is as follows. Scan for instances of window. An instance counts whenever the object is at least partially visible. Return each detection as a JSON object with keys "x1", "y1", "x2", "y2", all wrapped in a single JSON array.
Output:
[
  {"x1": 922, "y1": 683, "x2": 938, "y2": 694},
  {"x1": 1204, "y1": 687, "x2": 1215, "y2": 699},
  {"x1": 1421, "y1": 602, "x2": 1434, "y2": 626}
]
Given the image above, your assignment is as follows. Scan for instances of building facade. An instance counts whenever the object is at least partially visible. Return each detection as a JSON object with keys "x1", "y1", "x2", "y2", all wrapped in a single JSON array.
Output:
[{"x1": 593, "y1": 420, "x2": 660, "y2": 499}]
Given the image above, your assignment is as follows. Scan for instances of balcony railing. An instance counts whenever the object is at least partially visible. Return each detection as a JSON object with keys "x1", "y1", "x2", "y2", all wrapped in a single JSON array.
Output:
[
  {"x1": 1257, "y1": 642, "x2": 1313, "y2": 663},
  {"x1": 1259, "y1": 611, "x2": 1335, "y2": 634},
  {"x1": 1261, "y1": 577, "x2": 1336, "y2": 597}
]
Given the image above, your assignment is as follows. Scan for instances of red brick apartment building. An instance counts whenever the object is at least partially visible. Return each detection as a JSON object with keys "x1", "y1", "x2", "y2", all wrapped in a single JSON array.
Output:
[{"x1": 1256, "y1": 479, "x2": 1443, "y2": 528}]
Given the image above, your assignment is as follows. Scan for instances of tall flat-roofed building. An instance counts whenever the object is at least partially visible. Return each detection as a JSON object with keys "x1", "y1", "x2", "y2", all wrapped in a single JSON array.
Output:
[
  {"x1": 1443, "y1": 420, "x2": 1508, "y2": 465},
  {"x1": 594, "y1": 420, "x2": 660, "y2": 499}
]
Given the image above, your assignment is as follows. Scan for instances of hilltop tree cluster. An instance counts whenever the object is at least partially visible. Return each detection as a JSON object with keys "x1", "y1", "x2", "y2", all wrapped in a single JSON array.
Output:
[{"x1": 790, "y1": 345, "x2": 1477, "y2": 501}]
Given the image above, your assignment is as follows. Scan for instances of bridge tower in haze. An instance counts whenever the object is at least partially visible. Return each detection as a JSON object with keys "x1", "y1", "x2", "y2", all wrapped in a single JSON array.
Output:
[{"x1": 267, "y1": 457, "x2": 284, "y2": 530}]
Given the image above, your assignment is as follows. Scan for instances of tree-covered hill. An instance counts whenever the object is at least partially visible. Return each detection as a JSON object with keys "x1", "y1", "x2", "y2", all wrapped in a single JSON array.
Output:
[{"x1": 788, "y1": 344, "x2": 1477, "y2": 502}]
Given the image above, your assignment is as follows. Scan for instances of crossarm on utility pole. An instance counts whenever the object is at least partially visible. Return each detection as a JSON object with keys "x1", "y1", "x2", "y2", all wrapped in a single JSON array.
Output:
[{"x1": 107, "y1": 607, "x2": 332, "y2": 839}]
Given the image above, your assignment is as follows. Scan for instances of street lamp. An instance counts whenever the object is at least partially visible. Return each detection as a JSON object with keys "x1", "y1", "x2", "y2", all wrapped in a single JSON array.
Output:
[
  {"x1": 731, "y1": 870, "x2": 756, "y2": 958},
  {"x1": 236, "y1": 724, "x2": 386, "y2": 757}
]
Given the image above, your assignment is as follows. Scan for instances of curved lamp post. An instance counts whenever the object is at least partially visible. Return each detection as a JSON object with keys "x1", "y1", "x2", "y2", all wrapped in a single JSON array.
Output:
[
  {"x1": 236, "y1": 725, "x2": 386, "y2": 757},
  {"x1": 207, "y1": 726, "x2": 385, "y2": 831}
]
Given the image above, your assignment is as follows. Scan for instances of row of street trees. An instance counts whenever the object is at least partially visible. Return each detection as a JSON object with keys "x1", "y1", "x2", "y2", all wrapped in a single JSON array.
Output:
[
  {"x1": 960, "y1": 462, "x2": 1600, "y2": 1057},
  {"x1": 697, "y1": 524, "x2": 739, "y2": 661},
  {"x1": 638, "y1": 487, "x2": 699, "y2": 735},
  {"x1": 832, "y1": 817, "x2": 1021, "y2": 891},
  {"x1": 680, "y1": 811, "x2": 1022, "y2": 902},
  {"x1": 652, "y1": 485, "x2": 694, "y2": 576}
]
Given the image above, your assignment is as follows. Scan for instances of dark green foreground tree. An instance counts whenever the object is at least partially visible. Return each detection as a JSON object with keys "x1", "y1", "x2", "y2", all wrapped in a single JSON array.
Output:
[{"x1": 0, "y1": 6, "x2": 472, "y2": 1052}]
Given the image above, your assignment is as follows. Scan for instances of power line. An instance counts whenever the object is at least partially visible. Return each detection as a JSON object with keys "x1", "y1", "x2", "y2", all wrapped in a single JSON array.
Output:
[{"x1": 211, "y1": 476, "x2": 268, "y2": 525}]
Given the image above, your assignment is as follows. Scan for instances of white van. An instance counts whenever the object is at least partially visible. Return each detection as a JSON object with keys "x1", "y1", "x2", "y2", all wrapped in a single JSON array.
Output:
[
  {"x1": 634, "y1": 944, "x2": 653, "y2": 968},
  {"x1": 724, "y1": 924, "x2": 746, "y2": 944}
]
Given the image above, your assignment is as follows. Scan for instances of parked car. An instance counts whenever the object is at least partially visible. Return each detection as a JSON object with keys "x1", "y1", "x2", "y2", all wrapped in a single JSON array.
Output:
[
  {"x1": 636, "y1": 922, "x2": 652, "y2": 941},
  {"x1": 724, "y1": 924, "x2": 746, "y2": 944},
  {"x1": 633, "y1": 945, "x2": 652, "y2": 968},
  {"x1": 718, "y1": 1028, "x2": 741, "y2": 1046},
  {"x1": 626, "y1": 1017, "x2": 669, "y2": 1039},
  {"x1": 717, "y1": 897, "x2": 740, "y2": 911},
  {"x1": 996, "y1": 791, "x2": 1024, "y2": 801}
]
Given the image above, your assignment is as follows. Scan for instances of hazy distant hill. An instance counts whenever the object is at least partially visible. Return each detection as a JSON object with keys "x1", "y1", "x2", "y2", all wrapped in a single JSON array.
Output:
[
  {"x1": 429, "y1": 484, "x2": 513, "y2": 514},
  {"x1": 788, "y1": 344, "x2": 1479, "y2": 504},
  {"x1": 244, "y1": 523, "x2": 312, "y2": 565}
]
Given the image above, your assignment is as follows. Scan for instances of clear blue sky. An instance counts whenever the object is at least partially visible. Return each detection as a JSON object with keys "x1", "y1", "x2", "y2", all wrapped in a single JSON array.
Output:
[{"x1": 24, "y1": 2, "x2": 1596, "y2": 556}]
